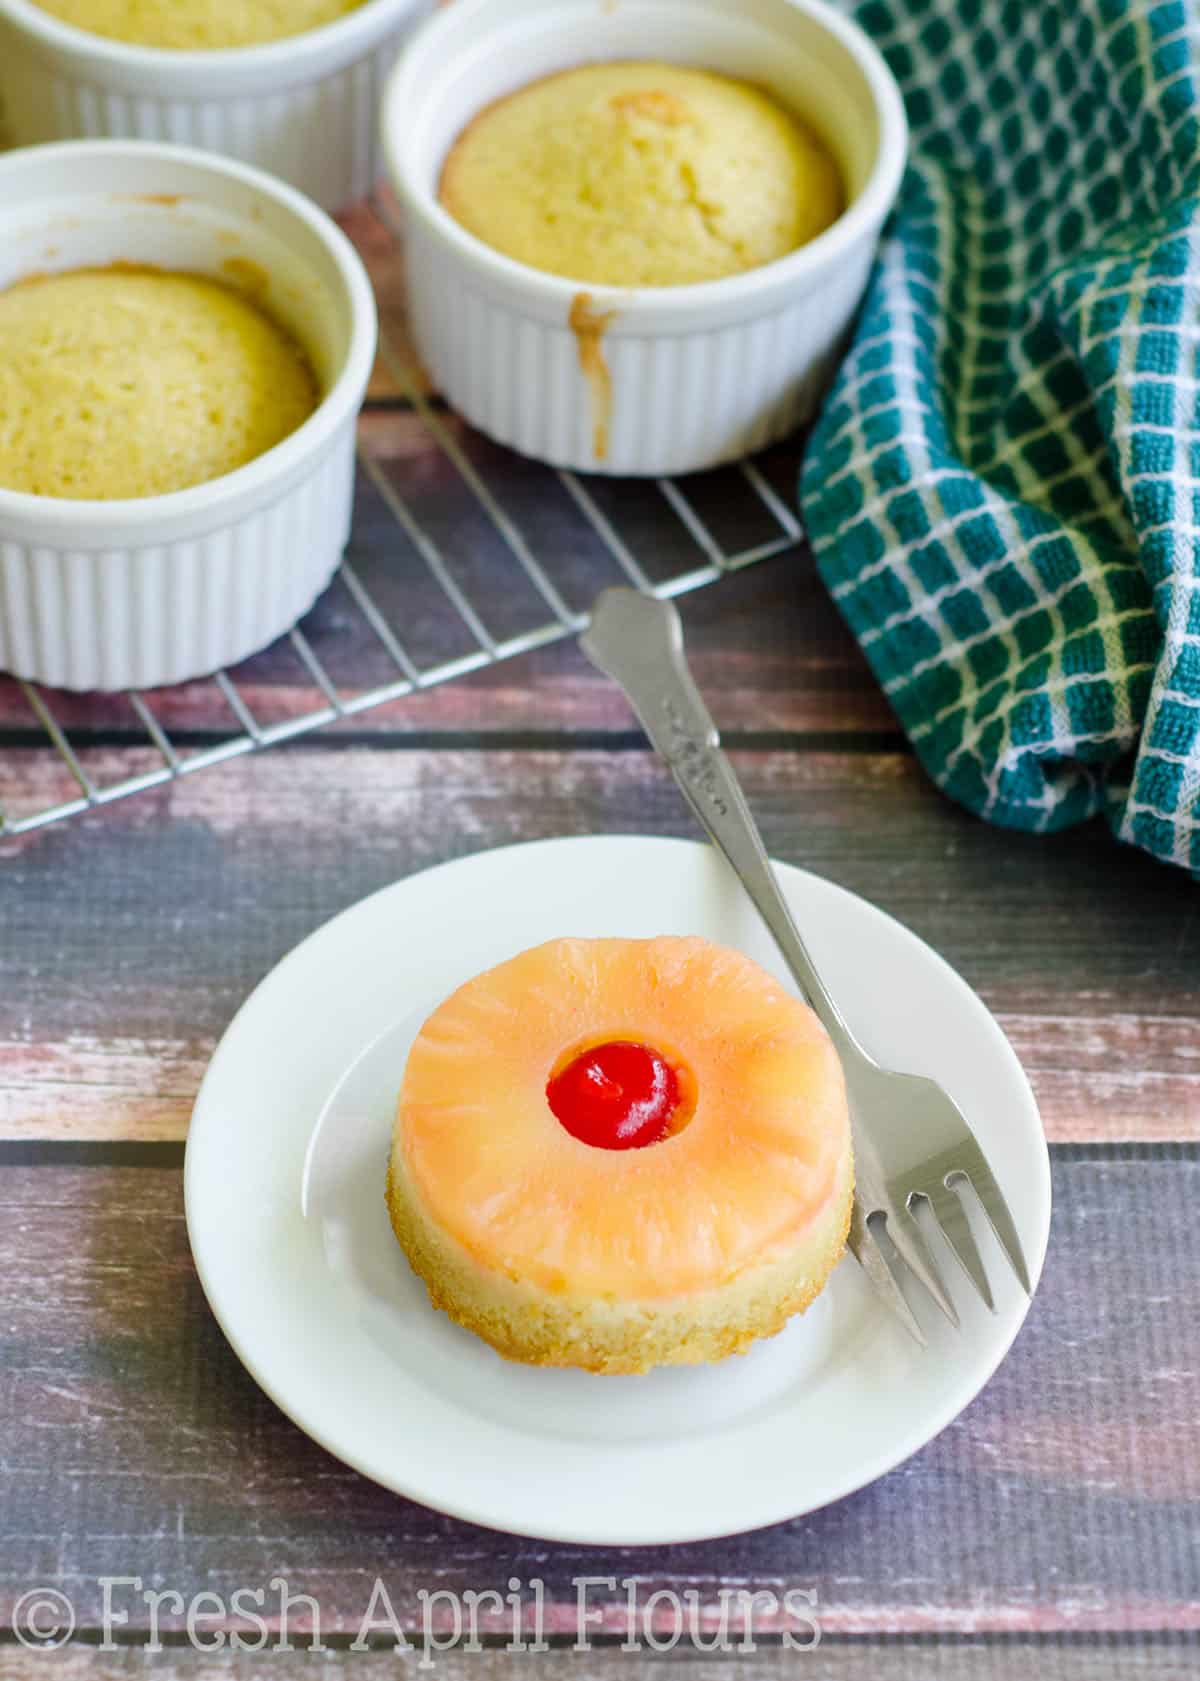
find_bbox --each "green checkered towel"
[801,0,1200,875]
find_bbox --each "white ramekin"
[0,0,434,212]
[0,140,377,692]
[383,0,907,478]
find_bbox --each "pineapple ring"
[388,936,853,1373]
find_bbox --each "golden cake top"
[29,0,366,50]
[0,267,319,500]
[439,61,844,289]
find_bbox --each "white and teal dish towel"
[802,0,1200,876]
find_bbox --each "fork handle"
[580,589,862,1062]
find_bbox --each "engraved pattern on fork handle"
[581,588,859,1056]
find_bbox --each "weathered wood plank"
[0,1037,208,1141]
[5,1645,1198,1680]
[0,1159,1196,1638]
[3,1012,1196,1144]
[1,747,1195,1142]
[1,1643,1196,1680]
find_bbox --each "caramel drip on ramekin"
[569,292,618,463]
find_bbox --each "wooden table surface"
[1,202,1198,1681]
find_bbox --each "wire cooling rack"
[1,203,806,842]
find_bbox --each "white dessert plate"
[186,835,1051,1545]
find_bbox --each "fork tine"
[951,1163,1033,1295]
[848,1214,927,1347]
[922,1186,995,1313]
[887,1210,960,1328]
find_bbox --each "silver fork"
[581,588,1031,1343]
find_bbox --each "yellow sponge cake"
[440,62,844,288]
[29,0,366,50]
[0,267,318,500]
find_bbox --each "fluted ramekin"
[383,0,906,478]
[0,141,377,692]
[0,0,433,212]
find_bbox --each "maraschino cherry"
[547,1040,681,1151]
